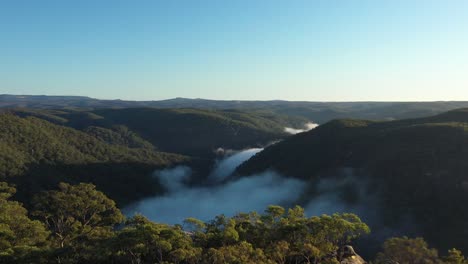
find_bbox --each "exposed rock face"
[339,246,367,264]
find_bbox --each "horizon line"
[2,94,468,103]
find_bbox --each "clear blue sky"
[1,0,467,101]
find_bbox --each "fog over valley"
[123,146,392,235]
[123,148,306,224]
[284,122,319,134]
[2,1,468,262]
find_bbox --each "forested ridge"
[9,107,303,156]
[1,181,466,264]
[237,108,468,255]
[0,108,302,206]
[0,112,188,206]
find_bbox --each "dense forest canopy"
[7,107,303,157]
[1,181,465,264]
[0,112,188,205]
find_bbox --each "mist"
[125,153,379,226]
[304,168,414,229]
[124,148,306,224]
[124,150,414,256]
[284,122,319,134]
[302,168,418,258]
[208,148,263,182]
[305,168,368,216]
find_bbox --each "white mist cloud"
[124,144,411,242]
[124,157,414,253]
[124,148,306,224]
[209,148,263,182]
[284,122,319,134]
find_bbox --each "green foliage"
[191,205,369,264]
[375,237,441,264]
[0,113,185,170]
[83,108,298,156]
[443,248,467,264]
[374,238,468,264]
[111,215,201,264]
[0,108,305,206]
[206,241,272,264]
[0,182,49,263]
[1,183,467,264]
[84,125,155,150]
[10,107,303,157]
[0,112,187,206]
[32,182,124,249]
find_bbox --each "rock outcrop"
[339,246,367,264]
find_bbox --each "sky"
[0,0,467,101]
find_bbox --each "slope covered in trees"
[0,113,187,205]
[0,107,304,205]
[9,108,304,157]
[237,108,468,254]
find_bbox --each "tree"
[375,237,440,264]
[263,205,285,226]
[206,241,273,264]
[204,215,240,248]
[0,182,49,263]
[307,213,370,248]
[112,215,201,264]
[200,206,369,264]
[266,240,290,264]
[32,182,124,248]
[443,248,466,264]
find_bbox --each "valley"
[2,98,468,262]
[2,2,467,262]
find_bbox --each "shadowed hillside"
[237,108,468,254]
[0,113,187,205]
[0,108,306,205]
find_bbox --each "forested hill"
[237,108,468,177]
[0,108,303,205]
[0,113,187,205]
[9,108,304,157]
[237,108,468,253]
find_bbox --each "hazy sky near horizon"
[1,1,467,101]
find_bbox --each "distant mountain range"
[3,94,468,123]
